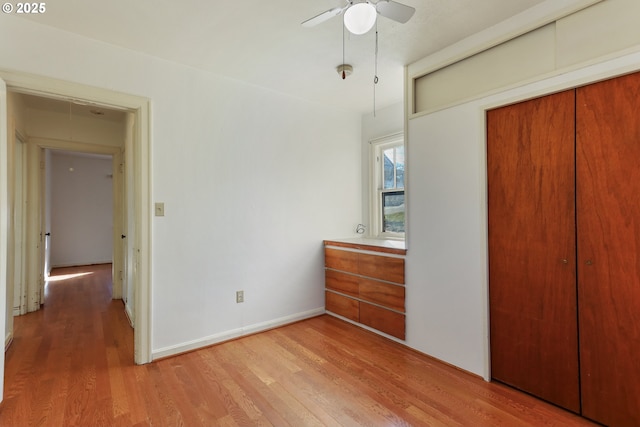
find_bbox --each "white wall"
[405,0,640,378]
[49,152,113,267]
[406,102,488,376]
[0,15,361,356]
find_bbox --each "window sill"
[323,237,406,255]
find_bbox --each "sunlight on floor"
[46,271,94,282]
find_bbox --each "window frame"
[369,133,405,240]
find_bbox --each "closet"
[487,71,640,427]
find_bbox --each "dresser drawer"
[360,302,405,340]
[324,248,358,274]
[325,269,359,298]
[359,278,405,313]
[325,291,359,322]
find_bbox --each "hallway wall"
[49,152,113,268]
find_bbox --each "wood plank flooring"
[0,264,598,426]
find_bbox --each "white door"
[0,76,9,402]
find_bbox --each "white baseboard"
[5,331,13,352]
[152,307,325,360]
[124,303,134,328]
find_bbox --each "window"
[370,134,405,238]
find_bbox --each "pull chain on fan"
[373,21,379,116]
[336,22,354,80]
[343,23,346,80]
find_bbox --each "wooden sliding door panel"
[487,90,580,412]
[576,71,640,427]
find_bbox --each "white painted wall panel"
[406,104,487,375]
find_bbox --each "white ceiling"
[17,0,548,115]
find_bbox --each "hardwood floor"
[0,265,597,426]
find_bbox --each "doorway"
[47,150,116,283]
[15,94,128,316]
[0,70,151,376]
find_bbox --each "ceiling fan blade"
[376,0,415,24]
[301,7,344,28]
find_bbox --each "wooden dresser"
[323,239,406,340]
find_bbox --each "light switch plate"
[155,202,165,217]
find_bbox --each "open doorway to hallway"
[10,93,129,314]
[1,71,152,389]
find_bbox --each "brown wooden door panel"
[487,90,580,413]
[576,71,640,427]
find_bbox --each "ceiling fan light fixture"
[343,2,377,35]
[336,64,353,79]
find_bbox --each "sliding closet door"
[576,71,640,427]
[487,90,580,412]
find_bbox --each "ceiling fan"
[302,0,416,35]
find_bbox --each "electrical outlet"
[236,290,244,303]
